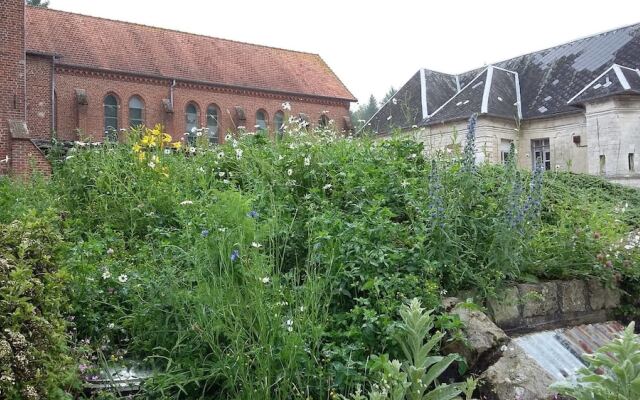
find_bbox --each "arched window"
[206,104,219,144]
[318,114,330,128]
[273,111,285,137]
[185,102,199,144]
[255,110,267,132]
[128,96,144,127]
[104,94,118,141]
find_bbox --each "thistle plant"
[551,322,640,400]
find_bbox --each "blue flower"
[201,229,209,238]
[463,114,478,172]
[247,210,259,219]
[230,249,240,262]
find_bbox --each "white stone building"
[366,23,640,186]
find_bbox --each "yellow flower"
[132,143,142,153]
[141,136,152,146]
[163,133,172,143]
[172,142,182,150]
[138,152,146,161]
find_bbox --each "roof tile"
[25,6,356,102]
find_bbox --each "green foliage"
[351,94,380,129]
[341,298,475,400]
[0,216,78,399]
[26,0,50,7]
[0,118,638,398]
[551,322,640,400]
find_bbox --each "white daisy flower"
[118,274,128,283]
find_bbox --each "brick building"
[0,0,356,175]
[367,23,640,187]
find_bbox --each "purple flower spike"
[230,249,240,262]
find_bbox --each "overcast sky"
[49,0,639,109]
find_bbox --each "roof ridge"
[26,5,321,58]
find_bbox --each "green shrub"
[551,322,640,399]
[0,216,78,399]
[0,119,638,398]
[341,298,475,400]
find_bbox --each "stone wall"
[398,95,640,187]
[486,279,620,333]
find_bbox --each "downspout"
[170,79,176,109]
[51,55,57,136]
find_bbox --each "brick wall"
[3,0,352,175]
[26,54,53,139]
[10,139,51,176]
[0,0,26,174]
[52,68,351,143]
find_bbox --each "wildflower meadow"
[1,113,640,399]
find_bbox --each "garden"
[1,114,640,399]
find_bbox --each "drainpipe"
[170,79,176,109]
[51,55,57,136]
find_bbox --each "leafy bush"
[0,117,638,398]
[341,298,475,400]
[551,322,640,399]
[0,216,78,399]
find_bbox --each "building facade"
[367,24,640,187]
[0,0,356,175]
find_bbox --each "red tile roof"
[25,6,356,102]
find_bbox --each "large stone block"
[559,280,587,313]
[445,304,509,371]
[487,287,520,327]
[604,285,621,309]
[480,343,556,400]
[518,282,558,318]
[587,279,621,310]
[587,279,607,310]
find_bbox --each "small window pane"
[531,138,551,170]
[318,114,329,128]
[186,103,198,145]
[256,110,267,131]
[128,96,144,127]
[207,105,219,144]
[274,111,284,137]
[104,94,118,141]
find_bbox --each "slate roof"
[24,6,356,102]
[367,22,640,134]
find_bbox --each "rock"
[442,297,461,311]
[604,285,621,309]
[587,279,621,310]
[480,342,556,400]
[559,280,586,313]
[518,282,558,318]
[444,304,508,371]
[587,279,607,310]
[487,287,520,327]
